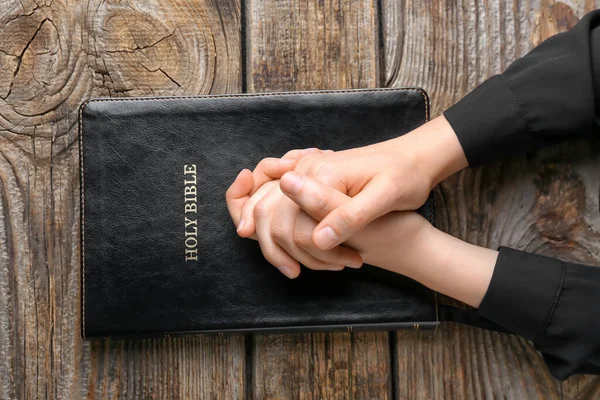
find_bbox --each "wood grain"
[383,0,600,398]
[246,0,379,92]
[245,0,391,399]
[0,0,243,399]
[2,0,599,398]
[395,325,560,399]
[252,332,391,400]
[85,336,245,400]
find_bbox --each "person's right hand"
[278,172,497,308]
[237,115,468,251]
[277,172,433,273]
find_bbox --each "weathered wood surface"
[246,1,391,399]
[246,0,379,92]
[384,0,600,398]
[1,0,600,399]
[0,1,244,399]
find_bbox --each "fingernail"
[327,265,344,271]
[315,227,339,249]
[280,159,296,165]
[282,172,304,194]
[301,148,318,154]
[346,262,362,269]
[237,219,246,232]
[279,265,296,279]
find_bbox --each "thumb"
[225,169,254,227]
[312,178,395,250]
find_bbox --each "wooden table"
[1,0,600,398]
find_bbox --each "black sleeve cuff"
[477,247,565,341]
[443,75,530,168]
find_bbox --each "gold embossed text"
[184,164,198,261]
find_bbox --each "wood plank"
[252,332,390,400]
[395,325,560,399]
[85,336,246,399]
[246,0,379,92]
[245,1,391,399]
[382,0,600,397]
[0,0,244,399]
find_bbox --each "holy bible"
[79,88,438,339]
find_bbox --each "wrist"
[355,214,435,277]
[416,229,498,307]
[400,115,469,188]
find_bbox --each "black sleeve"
[444,11,600,167]
[442,11,600,380]
[477,248,600,380]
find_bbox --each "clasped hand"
[225,116,496,310]
[226,117,464,278]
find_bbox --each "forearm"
[345,213,497,308]
[348,216,600,380]
[410,228,497,308]
[394,115,469,186]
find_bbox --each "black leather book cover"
[79,88,438,339]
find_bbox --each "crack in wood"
[1,18,49,100]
